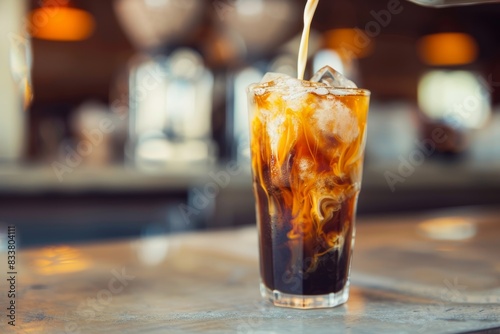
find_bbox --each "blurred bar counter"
[0,161,499,205]
[0,164,209,194]
[0,160,499,248]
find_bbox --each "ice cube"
[266,114,285,154]
[283,89,309,103]
[284,77,302,87]
[253,87,267,96]
[261,72,292,84]
[313,87,329,96]
[313,99,359,144]
[310,66,357,88]
[276,77,311,110]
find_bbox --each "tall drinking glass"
[247,73,370,309]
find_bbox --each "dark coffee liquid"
[255,180,356,295]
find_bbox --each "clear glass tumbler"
[247,75,370,309]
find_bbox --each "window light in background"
[417,33,478,66]
[28,0,95,42]
[418,70,491,129]
[9,30,33,110]
[1,0,30,163]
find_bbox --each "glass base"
[260,282,350,309]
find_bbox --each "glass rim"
[247,82,371,97]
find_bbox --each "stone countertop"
[0,209,499,333]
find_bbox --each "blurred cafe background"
[0,0,499,247]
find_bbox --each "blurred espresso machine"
[114,0,216,166]
[0,0,31,164]
[126,50,215,166]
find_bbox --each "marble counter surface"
[1,208,499,333]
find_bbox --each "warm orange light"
[29,7,95,41]
[324,28,375,59]
[418,33,478,66]
[33,246,90,275]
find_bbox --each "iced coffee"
[247,67,370,309]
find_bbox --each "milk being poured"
[297,0,319,80]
